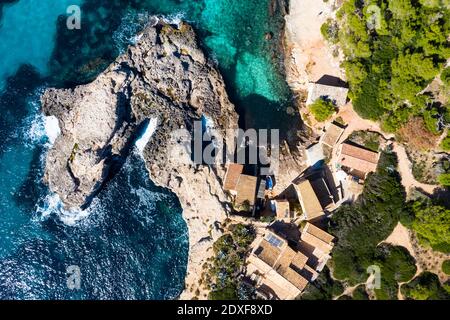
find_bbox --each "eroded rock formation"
[42,20,238,299]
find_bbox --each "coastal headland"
[41,19,238,299]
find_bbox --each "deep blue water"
[0,0,292,299]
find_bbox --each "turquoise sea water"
[0,0,292,299]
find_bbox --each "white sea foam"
[27,113,60,147]
[135,118,158,154]
[43,116,61,145]
[35,192,92,226]
[113,10,151,53]
[58,207,91,226]
[20,87,48,147]
[26,113,45,145]
[160,12,185,26]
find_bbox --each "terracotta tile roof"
[339,143,380,175]
[255,240,282,267]
[274,246,296,270]
[280,268,309,291]
[290,252,309,271]
[274,246,310,291]
[304,222,335,244]
[301,232,333,255]
[250,231,314,296]
[223,163,243,191]
[235,174,258,206]
[294,180,324,220]
[321,123,345,148]
[300,264,319,281]
[301,223,334,255]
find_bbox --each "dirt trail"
[332,105,439,196]
[392,144,438,195]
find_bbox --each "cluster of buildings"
[220,78,382,300]
[246,223,335,300]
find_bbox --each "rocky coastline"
[41,19,238,299]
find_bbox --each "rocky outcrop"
[42,19,238,299]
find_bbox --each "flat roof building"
[300,223,335,271]
[306,82,349,107]
[235,174,258,206]
[294,180,325,221]
[275,200,294,222]
[223,163,258,208]
[320,123,345,148]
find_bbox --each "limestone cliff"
[41,19,238,299]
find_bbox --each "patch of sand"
[382,222,450,299]
[284,0,345,91]
[383,223,417,260]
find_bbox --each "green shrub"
[374,245,417,283]
[401,272,450,300]
[330,152,411,284]
[337,295,353,300]
[352,285,369,300]
[423,108,441,134]
[336,0,450,130]
[320,19,339,44]
[309,98,335,122]
[442,260,450,275]
[444,106,450,125]
[300,266,344,300]
[438,173,450,187]
[411,201,450,253]
[372,244,417,300]
[441,135,450,151]
[206,224,256,300]
[209,285,238,300]
[441,68,450,86]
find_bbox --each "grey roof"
[306,82,349,107]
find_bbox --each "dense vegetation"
[321,18,340,44]
[205,224,256,300]
[329,152,413,284]
[372,244,417,300]
[309,97,336,122]
[442,260,450,275]
[441,135,450,151]
[438,173,450,187]
[408,201,450,253]
[336,0,450,132]
[348,130,381,152]
[401,272,450,300]
[300,266,344,300]
[352,285,370,300]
